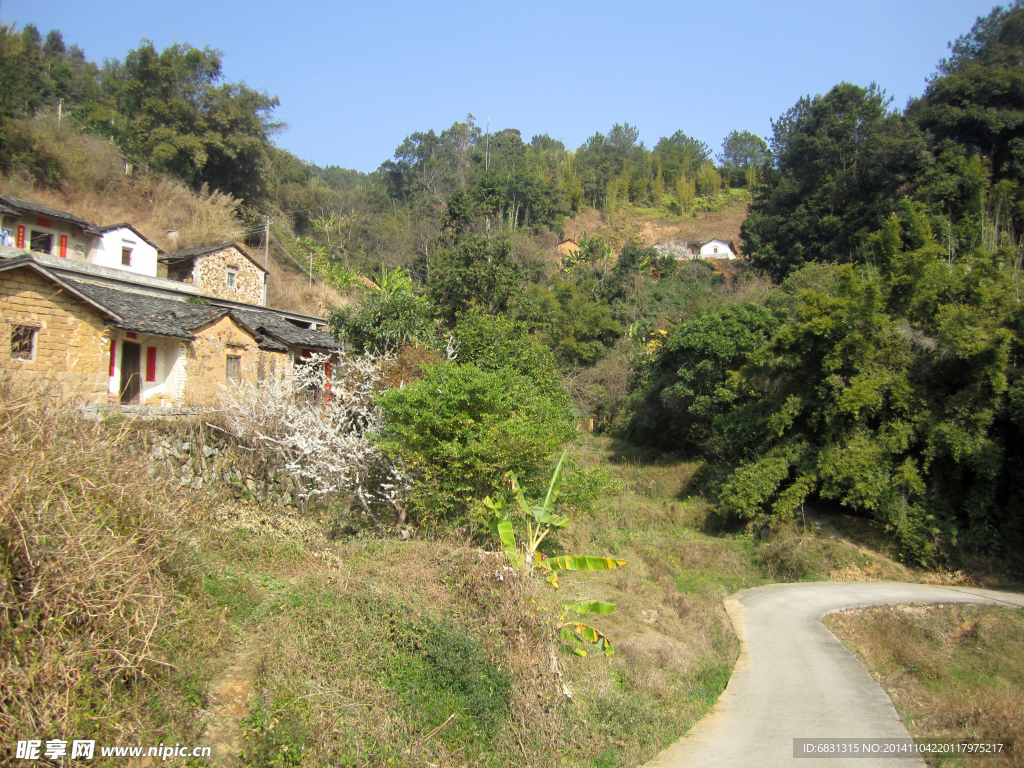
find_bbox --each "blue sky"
[2,0,1002,173]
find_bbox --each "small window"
[226,355,241,382]
[122,247,133,266]
[30,230,53,254]
[10,325,36,360]
[226,270,237,289]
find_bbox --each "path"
[643,582,1024,768]
[202,633,262,764]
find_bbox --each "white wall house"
[698,239,737,260]
[89,224,161,277]
[106,331,187,406]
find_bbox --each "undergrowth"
[826,605,1024,767]
[0,378,219,756]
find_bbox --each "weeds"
[0,378,217,748]
[826,605,1024,767]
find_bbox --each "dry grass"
[182,432,751,767]
[754,522,913,583]
[0,377,218,750]
[2,116,245,252]
[826,604,1024,767]
[264,252,351,316]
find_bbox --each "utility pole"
[485,115,490,172]
[264,219,270,269]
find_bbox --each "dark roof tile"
[0,196,94,228]
[161,242,268,273]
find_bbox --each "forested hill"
[5,3,1024,574]
[0,18,761,267]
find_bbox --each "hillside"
[563,195,748,254]
[1,117,345,317]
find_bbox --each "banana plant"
[484,451,627,656]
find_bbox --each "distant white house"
[697,238,737,260]
[659,238,738,261]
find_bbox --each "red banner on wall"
[59,234,68,258]
[16,225,24,249]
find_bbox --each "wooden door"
[119,341,141,405]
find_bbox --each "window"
[122,247,133,266]
[226,269,237,289]
[29,230,53,254]
[226,355,241,382]
[10,325,36,361]
[145,346,157,382]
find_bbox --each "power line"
[51,109,429,287]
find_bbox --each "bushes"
[0,378,210,745]
[378,362,577,525]
[628,303,778,454]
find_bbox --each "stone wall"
[0,267,110,402]
[191,246,265,305]
[182,315,290,406]
[146,429,301,509]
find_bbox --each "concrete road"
[642,582,1024,768]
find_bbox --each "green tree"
[101,41,280,203]
[718,130,770,187]
[628,303,778,453]
[653,130,711,187]
[428,191,520,324]
[741,82,926,278]
[515,279,621,366]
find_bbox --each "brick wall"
[0,268,110,402]
[190,247,265,305]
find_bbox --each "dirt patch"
[202,633,263,763]
[563,203,749,253]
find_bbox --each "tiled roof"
[160,242,268,273]
[61,277,225,339]
[230,307,341,351]
[61,277,338,351]
[0,253,339,351]
[0,196,94,228]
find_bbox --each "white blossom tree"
[217,352,410,522]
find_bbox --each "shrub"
[0,378,208,745]
[377,363,578,526]
[329,289,437,353]
[453,310,563,393]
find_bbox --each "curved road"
[643,582,1024,768]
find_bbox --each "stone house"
[0,254,339,406]
[159,243,268,306]
[0,197,338,407]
